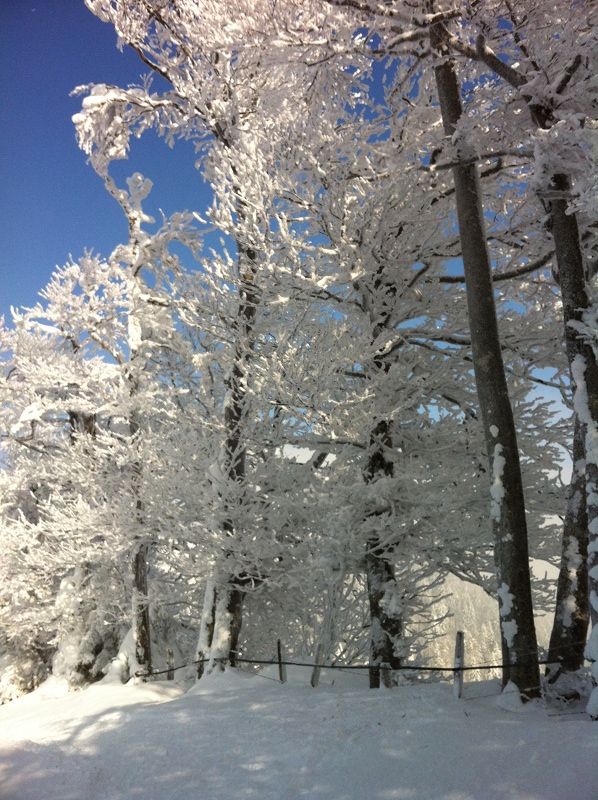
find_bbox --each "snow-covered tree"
[3,0,589,705]
[74,0,576,687]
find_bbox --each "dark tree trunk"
[546,417,589,685]
[201,242,258,673]
[61,412,109,687]
[547,175,598,630]
[133,542,152,674]
[471,24,598,643]
[129,409,152,677]
[431,26,540,697]
[357,249,407,689]
[364,420,404,688]
[365,549,404,688]
[216,586,243,668]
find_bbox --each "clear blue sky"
[0,0,212,322]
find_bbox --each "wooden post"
[167,648,174,681]
[196,651,205,680]
[311,644,324,688]
[453,630,465,699]
[277,639,287,684]
[369,664,380,689]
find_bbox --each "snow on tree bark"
[364,420,404,688]
[547,417,589,686]
[201,196,260,673]
[111,172,159,679]
[431,21,540,698]
[464,1,598,634]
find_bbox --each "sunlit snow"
[0,668,596,800]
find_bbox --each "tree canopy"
[1,0,597,713]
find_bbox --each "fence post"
[453,630,464,699]
[277,639,287,684]
[167,648,174,681]
[381,663,393,688]
[311,644,324,688]
[369,664,380,689]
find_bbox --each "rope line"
[136,649,592,679]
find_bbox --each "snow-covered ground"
[0,666,596,800]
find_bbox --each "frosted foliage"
[0,160,213,690]
[72,84,136,178]
[0,0,590,698]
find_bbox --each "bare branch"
[421,149,532,172]
[474,34,527,89]
[128,42,171,83]
[439,250,554,284]
[555,54,583,96]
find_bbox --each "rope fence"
[136,632,591,698]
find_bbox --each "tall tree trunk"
[356,259,406,688]
[546,417,589,685]
[364,420,404,689]
[56,411,108,686]
[202,242,258,673]
[195,581,216,678]
[471,32,598,671]
[104,175,155,678]
[547,175,598,631]
[132,541,152,673]
[129,409,152,677]
[431,26,540,697]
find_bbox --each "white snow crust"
[0,668,596,799]
[490,444,506,522]
[497,583,514,617]
[495,679,524,712]
[586,627,598,719]
[586,625,598,663]
[501,619,518,649]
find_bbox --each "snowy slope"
[0,668,596,800]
